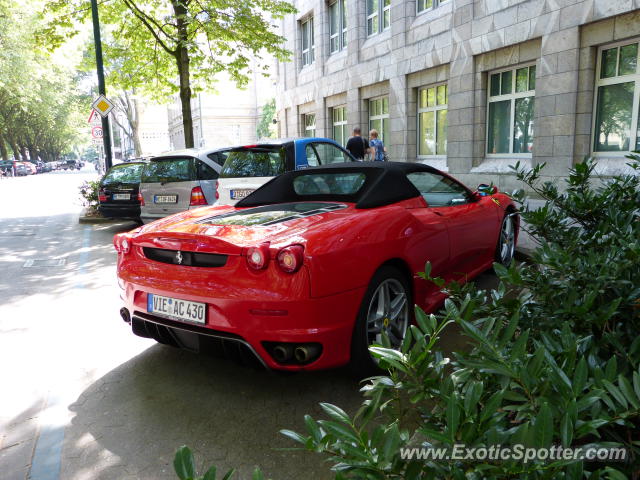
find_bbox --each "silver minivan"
[139,148,227,224]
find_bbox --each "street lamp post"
[90,0,113,171]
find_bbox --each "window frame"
[417,83,448,159]
[486,63,536,159]
[301,16,315,67]
[329,0,347,54]
[591,38,640,157]
[368,96,390,144]
[416,0,449,15]
[366,0,390,37]
[331,106,348,146]
[303,113,316,137]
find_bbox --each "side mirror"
[477,184,498,196]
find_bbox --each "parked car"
[64,159,80,170]
[15,163,28,176]
[216,137,356,205]
[23,162,37,175]
[114,162,518,373]
[98,161,149,220]
[138,147,226,224]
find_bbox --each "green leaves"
[534,403,553,447]
[173,446,236,480]
[174,446,196,480]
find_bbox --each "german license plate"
[230,189,254,199]
[154,195,178,203]
[113,193,130,200]
[147,294,206,324]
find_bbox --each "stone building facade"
[276,0,640,190]
[168,70,276,151]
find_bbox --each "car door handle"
[432,211,444,216]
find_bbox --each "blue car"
[216,137,356,205]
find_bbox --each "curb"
[515,246,535,264]
[78,208,121,224]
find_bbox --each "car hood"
[131,202,355,254]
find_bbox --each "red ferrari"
[114,162,518,372]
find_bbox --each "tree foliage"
[256,98,276,140]
[42,0,295,148]
[0,0,85,162]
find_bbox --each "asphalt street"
[0,168,499,480]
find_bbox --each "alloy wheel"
[499,215,516,266]
[366,278,409,349]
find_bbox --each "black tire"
[350,265,412,376]
[495,213,516,267]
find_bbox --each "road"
[0,169,498,480]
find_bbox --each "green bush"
[78,180,101,214]
[176,158,640,479]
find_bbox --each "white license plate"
[113,193,130,200]
[230,189,254,199]
[154,195,178,204]
[147,294,206,324]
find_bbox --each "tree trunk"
[172,0,194,149]
[131,95,143,156]
[8,136,19,160]
[20,145,28,161]
[0,133,8,161]
[28,146,38,163]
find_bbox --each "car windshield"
[103,163,145,185]
[292,173,367,196]
[142,157,195,183]
[219,146,286,178]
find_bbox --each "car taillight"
[246,243,270,270]
[215,180,219,200]
[98,188,107,203]
[114,234,132,254]
[277,245,304,273]
[190,186,207,206]
[137,192,145,206]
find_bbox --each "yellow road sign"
[91,95,115,117]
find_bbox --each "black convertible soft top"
[235,161,442,209]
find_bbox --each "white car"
[216,138,356,205]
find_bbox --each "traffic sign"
[87,109,102,125]
[92,126,103,139]
[91,94,115,117]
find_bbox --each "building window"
[303,114,316,137]
[369,97,389,144]
[301,17,315,67]
[418,84,448,156]
[487,64,536,156]
[417,0,449,14]
[593,40,640,154]
[332,106,347,145]
[366,0,390,37]
[329,0,347,54]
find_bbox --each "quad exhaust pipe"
[272,344,294,363]
[294,344,321,364]
[265,342,322,365]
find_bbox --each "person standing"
[345,127,370,160]
[368,129,387,161]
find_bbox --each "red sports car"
[114,162,518,372]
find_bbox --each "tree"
[0,0,85,163]
[43,0,295,148]
[256,98,276,140]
